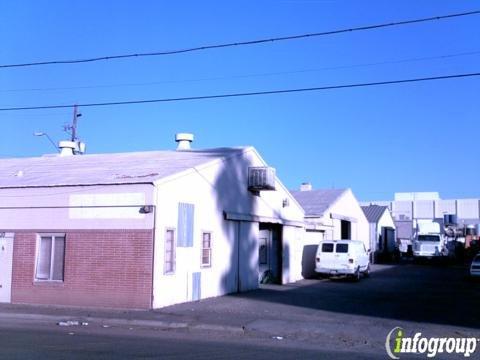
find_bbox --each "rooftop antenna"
[63,104,86,154]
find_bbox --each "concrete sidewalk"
[0,302,246,334]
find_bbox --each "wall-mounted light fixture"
[140,205,154,214]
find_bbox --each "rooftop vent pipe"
[58,140,76,156]
[300,182,312,191]
[175,133,194,150]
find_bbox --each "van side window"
[321,243,334,252]
[336,244,349,253]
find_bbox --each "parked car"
[315,240,370,281]
[469,254,480,277]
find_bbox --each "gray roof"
[290,188,347,217]
[361,205,388,223]
[0,148,247,188]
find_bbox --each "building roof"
[361,205,388,223]
[290,188,347,217]
[0,148,247,188]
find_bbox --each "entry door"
[258,230,271,275]
[0,233,14,303]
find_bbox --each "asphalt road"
[0,324,383,360]
[0,262,479,359]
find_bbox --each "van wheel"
[363,265,370,278]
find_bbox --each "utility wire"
[2,50,479,93]
[0,72,478,112]
[1,10,479,69]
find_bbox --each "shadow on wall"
[211,150,257,294]
[301,244,318,279]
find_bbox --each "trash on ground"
[57,321,80,327]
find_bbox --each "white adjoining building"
[290,184,369,278]
[361,205,396,262]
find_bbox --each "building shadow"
[232,262,480,329]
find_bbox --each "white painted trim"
[34,233,66,283]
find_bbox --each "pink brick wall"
[11,230,153,309]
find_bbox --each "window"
[177,203,195,247]
[35,235,65,281]
[336,243,349,253]
[321,243,334,253]
[201,232,212,267]
[164,229,176,274]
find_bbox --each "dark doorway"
[259,223,282,284]
[341,220,351,240]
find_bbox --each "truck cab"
[412,220,446,259]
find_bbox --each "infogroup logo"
[385,327,478,359]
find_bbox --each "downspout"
[151,204,157,309]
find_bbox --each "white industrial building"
[361,205,396,262]
[290,185,369,278]
[0,134,306,309]
[362,192,480,247]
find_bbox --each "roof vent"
[300,182,312,191]
[175,133,194,151]
[58,140,76,156]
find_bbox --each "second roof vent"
[175,133,194,151]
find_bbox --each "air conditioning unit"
[248,167,276,191]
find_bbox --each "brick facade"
[11,230,153,309]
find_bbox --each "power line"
[1,10,479,69]
[2,50,479,93]
[0,72,478,111]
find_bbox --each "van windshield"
[418,235,440,242]
[321,243,334,253]
[336,244,349,253]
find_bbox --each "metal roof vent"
[58,141,76,156]
[300,182,312,191]
[175,133,194,151]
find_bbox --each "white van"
[315,240,370,281]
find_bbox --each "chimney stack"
[175,133,194,150]
[300,182,312,191]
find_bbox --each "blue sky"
[1,0,479,201]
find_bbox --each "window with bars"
[201,232,212,267]
[164,229,176,275]
[35,234,65,281]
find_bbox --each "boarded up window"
[201,232,212,267]
[177,203,194,247]
[35,235,65,281]
[192,272,201,301]
[164,229,176,274]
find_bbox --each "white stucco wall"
[316,189,370,250]
[151,148,305,308]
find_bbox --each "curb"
[0,312,245,334]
